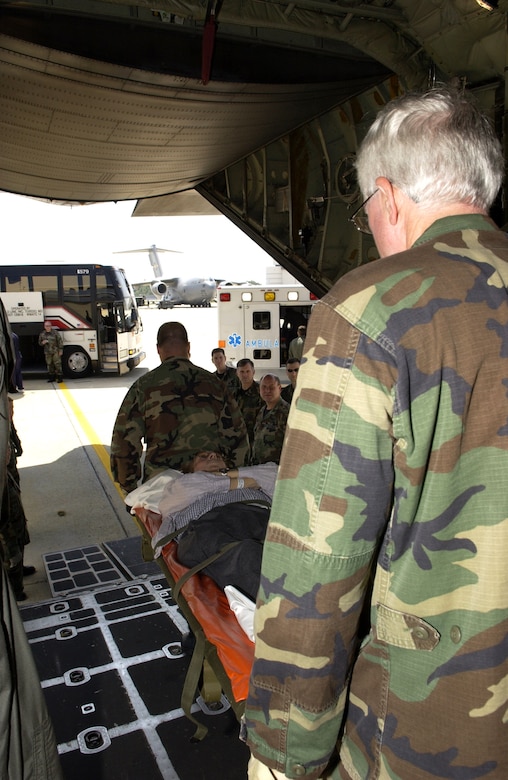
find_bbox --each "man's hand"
[243,476,260,489]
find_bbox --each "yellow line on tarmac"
[59,382,125,499]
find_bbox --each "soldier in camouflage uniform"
[280,358,300,405]
[38,320,63,382]
[234,358,264,444]
[111,322,249,496]
[250,374,289,465]
[0,399,31,600]
[0,297,63,780]
[246,89,508,779]
[211,346,240,393]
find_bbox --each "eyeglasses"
[287,368,299,373]
[348,189,378,235]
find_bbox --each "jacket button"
[291,765,307,777]
[450,625,462,644]
[412,626,429,640]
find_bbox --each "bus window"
[62,273,91,302]
[62,273,92,322]
[114,303,126,333]
[96,270,116,301]
[3,273,29,292]
[32,273,59,304]
[125,304,139,331]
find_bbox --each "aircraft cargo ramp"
[20,568,250,780]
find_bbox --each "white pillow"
[224,585,255,643]
[124,469,181,512]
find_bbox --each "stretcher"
[133,506,254,738]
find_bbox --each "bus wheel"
[63,347,91,378]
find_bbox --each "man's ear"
[375,176,399,226]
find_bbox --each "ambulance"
[217,282,318,377]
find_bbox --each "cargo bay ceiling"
[0,0,507,295]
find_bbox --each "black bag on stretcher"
[176,501,270,602]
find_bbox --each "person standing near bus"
[0,397,34,601]
[38,320,63,383]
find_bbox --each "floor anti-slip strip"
[21,577,250,779]
[43,536,160,597]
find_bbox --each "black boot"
[8,561,25,601]
[56,376,63,383]
[47,375,55,383]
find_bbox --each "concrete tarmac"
[10,377,138,603]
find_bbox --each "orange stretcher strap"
[135,508,254,704]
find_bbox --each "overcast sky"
[0,191,273,285]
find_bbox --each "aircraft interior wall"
[198,76,507,298]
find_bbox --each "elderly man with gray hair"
[246,88,508,780]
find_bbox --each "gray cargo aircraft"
[117,245,217,308]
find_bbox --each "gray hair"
[356,87,503,212]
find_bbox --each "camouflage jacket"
[110,357,249,494]
[214,366,241,393]
[38,329,63,354]
[251,397,289,465]
[234,381,263,443]
[280,382,295,405]
[246,215,508,779]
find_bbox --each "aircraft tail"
[148,245,163,278]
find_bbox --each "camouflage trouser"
[45,351,62,377]
[0,473,30,598]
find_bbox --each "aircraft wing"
[131,282,152,297]
[132,278,179,300]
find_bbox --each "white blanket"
[124,468,181,513]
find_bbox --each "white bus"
[217,283,318,377]
[0,264,145,377]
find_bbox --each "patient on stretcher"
[125,453,278,602]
